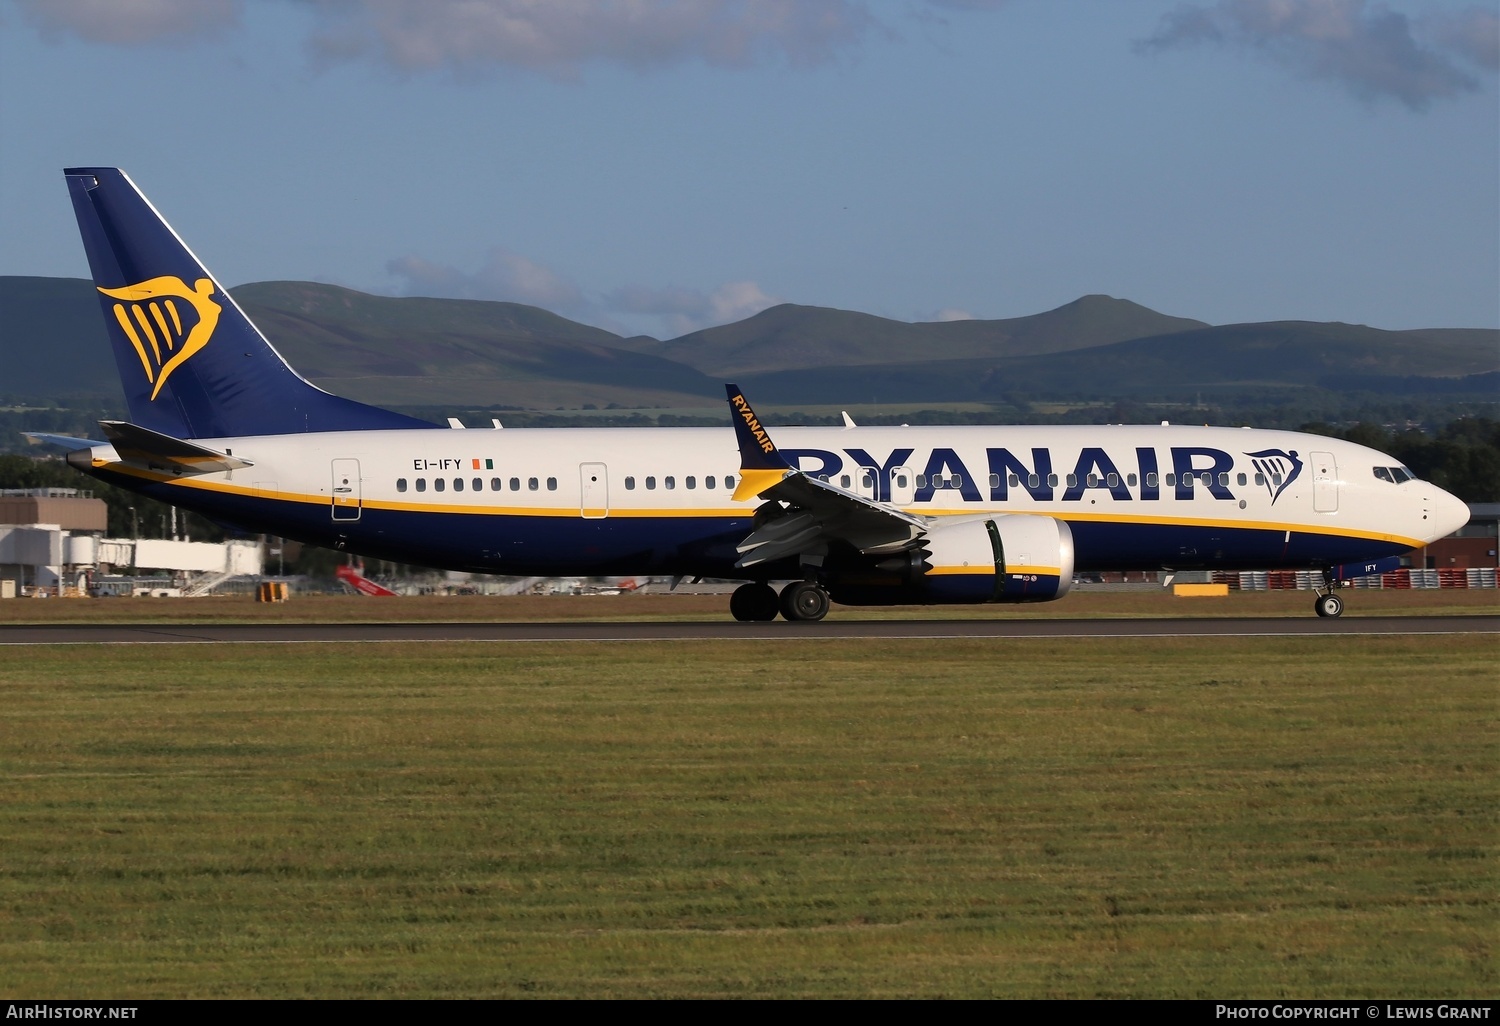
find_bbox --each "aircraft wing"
[94,420,254,475]
[725,385,927,568]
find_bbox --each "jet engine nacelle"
[827,514,1075,606]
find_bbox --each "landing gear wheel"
[1314,592,1344,618]
[779,580,830,622]
[730,582,780,622]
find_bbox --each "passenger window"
[625,476,636,490]
[1146,472,1158,488]
[1107,473,1119,488]
[686,476,696,489]
[704,475,715,490]
[1127,473,1137,487]
[840,475,851,488]
[665,476,676,490]
[453,478,464,492]
[1271,473,1282,486]
[491,477,502,491]
[1047,474,1059,488]
[1166,473,1177,487]
[1255,473,1265,485]
[1066,474,1078,488]
[473,478,483,492]
[547,477,557,491]
[1087,474,1099,488]
[528,477,538,491]
[896,474,909,488]
[1217,473,1228,487]
[510,477,520,491]
[1029,474,1040,489]
[1236,473,1247,486]
[397,478,408,492]
[863,472,875,489]
[951,474,963,488]
[724,476,735,489]
[434,478,446,492]
[415,478,426,493]
[646,476,656,490]
[915,475,927,488]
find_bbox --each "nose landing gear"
[1314,568,1345,618]
[1314,591,1344,618]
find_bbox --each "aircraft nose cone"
[1426,486,1470,542]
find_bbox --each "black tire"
[779,581,830,622]
[730,583,779,622]
[1314,593,1344,618]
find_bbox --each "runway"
[0,615,1495,645]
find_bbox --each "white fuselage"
[87,422,1469,579]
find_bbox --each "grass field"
[1,586,1495,623]
[1,631,1493,998]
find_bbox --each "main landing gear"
[1314,568,1344,618]
[729,581,831,622]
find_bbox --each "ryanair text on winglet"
[731,394,776,455]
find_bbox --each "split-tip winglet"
[725,383,792,501]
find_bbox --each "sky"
[1,0,1496,340]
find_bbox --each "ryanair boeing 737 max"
[39,168,1471,621]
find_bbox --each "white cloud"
[1137,0,1493,110]
[606,279,780,335]
[387,248,778,336]
[13,0,1023,76]
[14,0,239,44]
[303,0,879,77]
[387,248,583,309]
[1421,6,1500,71]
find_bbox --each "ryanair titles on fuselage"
[777,444,1304,505]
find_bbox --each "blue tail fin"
[64,167,436,438]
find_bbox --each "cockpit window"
[1373,466,1416,484]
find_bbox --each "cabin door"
[331,459,361,521]
[580,463,608,519]
[1311,451,1338,513]
[889,466,916,506]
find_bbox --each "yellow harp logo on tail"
[97,276,221,400]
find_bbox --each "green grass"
[2,587,1495,623]
[1,637,1493,997]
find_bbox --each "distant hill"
[738,320,1500,404]
[2,276,1494,413]
[0,277,126,400]
[620,295,1209,375]
[232,282,718,407]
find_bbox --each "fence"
[1226,568,1497,591]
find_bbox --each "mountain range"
[2,276,1494,411]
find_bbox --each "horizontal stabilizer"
[96,420,254,475]
[24,432,107,449]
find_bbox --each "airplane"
[37,167,1471,621]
